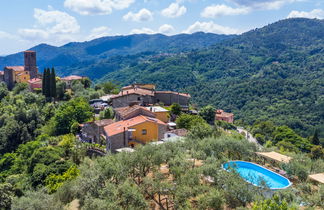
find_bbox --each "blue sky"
[0,0,323,55]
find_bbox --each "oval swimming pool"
[223,161,292,190]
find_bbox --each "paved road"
[237,127,262,148]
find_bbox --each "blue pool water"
[223,161,291,190]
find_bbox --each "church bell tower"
[24,51,38,79]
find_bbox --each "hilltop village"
[0,51,234,153]
[0,49,323,210]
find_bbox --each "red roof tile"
[94,119,114,127]
[111,87,155,99]
[114,105,156,119]
[61,75,83,81]
[215,109,234,118]
[104,115,166,137]
[5,66,25,71]
[28,78,41,84]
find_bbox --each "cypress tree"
[311,129,320,145]
[50,67,56,99]
[45,68,51,98]
[42,68,47,96]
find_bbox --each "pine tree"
[311,129,320,145]
[42,68,47,96]
[45,68,51,98]
[50,67,56,99]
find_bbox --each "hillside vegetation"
[97,18,324,137]
[0,76,323,209]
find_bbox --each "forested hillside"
[97,18,324,137]
[0,32,234,78]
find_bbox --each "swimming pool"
[223,161,292,190]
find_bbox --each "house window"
[142,129,147,135]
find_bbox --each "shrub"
[176,114,206,130]
[170,103,182,116]
[197,189,224,209]
[199,105,216,124]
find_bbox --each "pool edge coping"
[222,160,293,190]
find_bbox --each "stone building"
[61,75,84,89]
[1,51,39,89]
[114,104,156,121]
[163,128,188,141]
[28,78,42,91]
[103,115,167,152]
[145,106,170,123]
[80,119,114,144]
[215,109,234,123]
[111,84,191,109]
[24,51,38,79]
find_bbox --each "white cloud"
[183,21,241,34]
[123,8,153,22]
[64,0,135,15]
[158,24,175,34]
[130,27,155,34]
[0,31,15,39]
[87,26,111,40]
[17,8,80,46]
[201,4,250,18]
[161,3,187,18]
[229,0,301,10]
[18,29,49,40]
[33,8,80,34]
[288,9,324,19]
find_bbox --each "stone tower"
[24,51,38,79]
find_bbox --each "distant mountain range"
[95,18,324,137]
[1,18,323,137]
[0,32,235,77]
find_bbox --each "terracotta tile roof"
[61,75,83,81]
[112,89,191,99]
[215,109,234,118]
[5,66,25,71]
[114,105,156,119]
[104,115,166,137]
[122,84,156,91]
[168,128,188,137]
[111,87,155,99]
[28,78,42,84]
[94,119,114,127]
[155,91,191,98]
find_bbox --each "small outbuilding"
[215,109,234,123]
[308,173,324,184]
[255,151,292,164]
